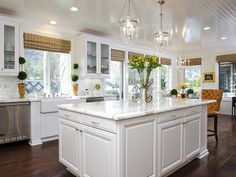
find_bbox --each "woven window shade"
[161,58,172,65]
[24,33,71,53]
[216,54,236,62]
[184,58,201,66]
[111,49,125,61]
[128,52,144,60]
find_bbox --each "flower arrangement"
[128,55,161,88]
[178,83,188,89]
[128,55,161,103]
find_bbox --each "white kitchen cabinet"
[158,113,201,176]
[158,119,183,176]
[41,113,59,139]
[81,124,116,177]
[59,120,82,176]
[184,114,201,161]
[75,36,110,78]
[0,19,19,76]
[121,118,156,177]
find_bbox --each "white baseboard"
[197,149,209,159]
[41,135,58,143]
[29,140,43,146]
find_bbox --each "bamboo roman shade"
[24,33,71,53]
[111,49,125,61]
[216,54,236,62]
[128,52,144,60]
[184,58,202,66]
[161,58,172,65]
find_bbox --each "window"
[160,65,171,91]
[105,60,123,98]
[24,49,71,96]
[185,65,201,92]
[219,62,236,93]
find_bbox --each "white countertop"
[58,98,215,120]
[0,94,116,103]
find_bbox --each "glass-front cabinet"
[87,41,97,74]
[0,20,19,75]
[100,43,110,75]
[75,36,110,78]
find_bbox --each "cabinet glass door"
[4,25,15,70]
[87,41,97,74]
[100,44,109,75]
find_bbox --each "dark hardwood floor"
[1,115,236,177]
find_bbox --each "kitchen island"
[58,98,214,177]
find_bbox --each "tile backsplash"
[0,76,105,98]
[0,76,18,98]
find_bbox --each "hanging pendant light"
[119,0,140,44]
[153,0,169,48]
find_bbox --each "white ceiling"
[0,0,236,54]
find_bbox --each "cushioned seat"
[202,89,223,142]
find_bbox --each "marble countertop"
[0,94,116,103]
[58,98,215,120]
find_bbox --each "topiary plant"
[73,63,79,70]
[170,89,178,96]
[19,57,26,65]
[17,71,27,83]
[187,89,194,95]
[71,74,79,82]
[95,83,101,90]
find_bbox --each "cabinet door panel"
[82,126,116,177]
[185,118,201,160]
[59,122,80,174]
[158,120,183,176]
[41,113,59,138]
[123,120,155,177]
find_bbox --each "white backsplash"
[0,76,18,98]
[0,76,105,98]
[77,78,105,96]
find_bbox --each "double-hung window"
[23,33,71,96]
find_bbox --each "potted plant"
[17,57,27,98]
[187,89,194,98]
[71,63,79,96]
[178,83,188,98]
[170,89,178,97]
[94,83,101,94]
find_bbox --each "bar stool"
[232,97,236,120]
[202,89,223,142]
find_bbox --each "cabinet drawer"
[59,109,82,123]
[184,106,202,117]
[157,109,184,124]
[81,114,117,133]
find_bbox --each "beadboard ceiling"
[0,0,236,53]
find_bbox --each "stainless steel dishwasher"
[0,101,30,144]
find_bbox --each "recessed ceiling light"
[221,37,227,40]
[50,20,57,25]
[70,6,78,12]
[203,27,211,31]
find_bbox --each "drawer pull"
[91,121,100,127]
[64,114,71,118]
[170,114,177,118]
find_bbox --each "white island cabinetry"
[58,98,214,177]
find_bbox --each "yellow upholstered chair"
[201,89,223,142]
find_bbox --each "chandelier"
[176,54,190,70]
[153,0,169,48]
[119,0,140,44]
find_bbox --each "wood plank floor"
[0,115,236,177]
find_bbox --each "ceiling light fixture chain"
[153,0,169,48]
